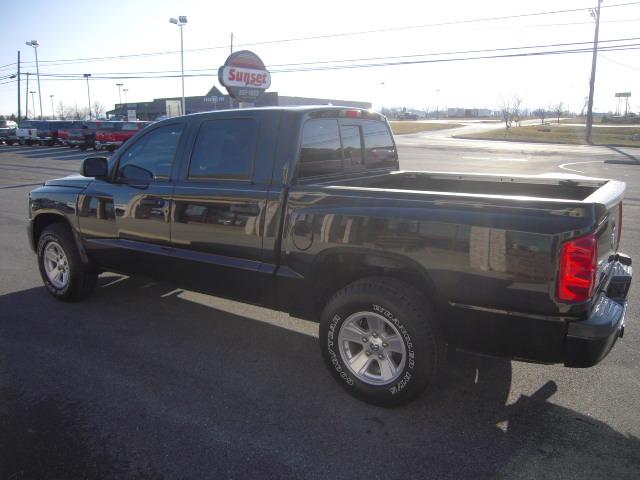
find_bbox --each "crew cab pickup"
[27,107,632,406]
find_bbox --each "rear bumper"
[564,254,632,367]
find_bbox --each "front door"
[170,114,273,305]
[78,122,185,277]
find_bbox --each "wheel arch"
[310,247,440,316]
[31,213,90,264]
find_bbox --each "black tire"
[107,145,115,152]
[79,144,88,151]
[319,277,444,407]
[69,144,76,149]
[6,140,14,146]
[36,223,97,302]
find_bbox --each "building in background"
[106,86,371,120]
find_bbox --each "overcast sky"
[1,0,639,117]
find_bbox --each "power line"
[598,52,640,70]
[10,1,640,69]
[28,36,640,78]
[17,43,640,81]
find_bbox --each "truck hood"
[44,174,93,189]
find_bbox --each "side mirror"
[120,164,153,187]
[81,157,109,179]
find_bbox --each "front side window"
[188,118,257,180]
[118,123,184,181]
[298,119,343,178]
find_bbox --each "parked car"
[0,120,18,145]
[27,107,632,406]
[67,121,113,150]
[36,121,80,146]
[94,121,152,151]
[16,120,41,145]
[57,121,83,146]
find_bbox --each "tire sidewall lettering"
[325,302,416,394]
[326,313,354,386]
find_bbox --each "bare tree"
[512,97,523,127]
[93,101,106,119]
[554,102,564,124]
[56,100,67,120]
[534,107,547,125]
[499,96,513,130]
[498,95,523,129]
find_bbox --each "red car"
[95,121,152,152]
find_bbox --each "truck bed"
[330,170,615,202]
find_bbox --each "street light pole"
[84,74,92,119]
[29,91,36,119]
[116,83,123,106]
[50,94,55,120]
[169,16,188,116]
[24,72,29,118]
[123,88,128,103]
[25,41,43,120]
[586,0,602,144]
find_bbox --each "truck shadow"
[1,275,639,479]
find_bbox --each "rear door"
[78,121,186,277]
[170,110,279,305]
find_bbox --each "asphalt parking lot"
[1,140,639,479]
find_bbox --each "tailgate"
[585,180,626,293]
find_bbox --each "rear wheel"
[319,277,444,407]
[37,223,97,302]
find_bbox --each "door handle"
[229,204,260,216]
[140,198,165,208]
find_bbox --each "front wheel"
[319,277,444,407]
[37,223,97,302]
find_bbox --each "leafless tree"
[554,102,564,124]
[93,101,106,119]
[56,101,67,120]
[498,95,523,129]
[534,107,547,125]
[511,97,523,127]
[499,97,513,130]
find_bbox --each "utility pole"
[17,51,21,121]
[230,32,233,54]
[24,72,29,119]
[50,94,55,120]
[84,74,92,119]
[585,0,602,144]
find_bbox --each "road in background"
[1,137,639,479]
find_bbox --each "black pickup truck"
[27,106,632,406]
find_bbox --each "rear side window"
[299,119,343,178]
[362,121,397,169]
[188,118,257,180]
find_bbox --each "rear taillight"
[557,234,598,302]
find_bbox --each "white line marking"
[463,156,528,162]
[558,160,603,173]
